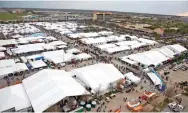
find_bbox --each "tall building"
[93,12,112,21]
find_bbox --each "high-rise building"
[93,12,112,21]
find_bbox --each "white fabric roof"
[74,53,91,60]
[0,59,15,68]
[20,56,28,63]
[43,45,56,50]
[147,72,161,86]
[120,57,138,65]
[0,84,31,112]
[116,41,140,46]
[12,43,45,54]
[127,50,169,66]
[42,50,65,59]
[137,38,157,45]
[98,31,113,36]
[22,69,89,112]
[57,45,67,49]
[26,54,42,60]
[167,44,187,54]
[124,72,140,84]
[48,53,74,64]
[154,47,175,58]
[11,34,24,39]
[66,48,81,54]
[0,39,17,46]
[0,52,5,58]
[81,37,107,45]
[71,63,124,93]
[0,47,6,51]
[106,46,130,54]
[68,32,99,39]
[47,41,67,46]
[29,60,47,69]
[0,63,28,79]
[97,44,116,50]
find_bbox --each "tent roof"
[0,84,31,112]
[0,39,17,46]
[66,48,81,54]
[0,59,15,68]
[29,60,47,69]
[74,53,91,60]
[22,69,89,112]
[167,44,187,53]
[71,63,124,93]
[147,72,161,86]
[124,72,140,83]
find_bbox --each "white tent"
[74,53,91,60]
[0,52,5,59]
[0,47,6,52]
[42,50,65,59]
[0,59,15,68]
[0,63,28,79]
[124,72,141,84]
[147,72,161,86]
[0,84,31,112]
[0,39,17,46]
[47,41,67,46]
[22,69,89,112]
[29,60,47,69]
[66,48,81,54]
[167,44,187,54]
[71,63,124,94]
[11,43,45,54]
[137,38,157,45]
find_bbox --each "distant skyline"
[0,1,188,15]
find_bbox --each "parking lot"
[159,62,188,84]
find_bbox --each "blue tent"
[35,56,44,60]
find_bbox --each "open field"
[0,12,27,20]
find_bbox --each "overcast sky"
[0,1,188,15]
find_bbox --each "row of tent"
[0,63,141,112]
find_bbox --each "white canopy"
[147,72,161,86]
[0,84,31,112]
[0,39,17,46]
[22,69,89,112]
[29,60,47,69]
[71,63,124,94]
[137,38,157,45]
[42,50,65,59]
[124,72,141,84]
[0,52,5,58]
[47,41,67,46]
[11,43,45,54]
[66,48,81,54]
[0,59,15,68]
[0,63,28,78]
[48,53,74,64]
[0,47,6,52]
[167,44,187,54]
[74,53,91,60]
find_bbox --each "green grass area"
[0,12,28,21]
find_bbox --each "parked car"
[164,71,170,75]
[163,67,168,71]
[169,65,173,69]
[181,65,188,71]
[179,81,188,86]
[173,65,181,71]
[168,102,183,112]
